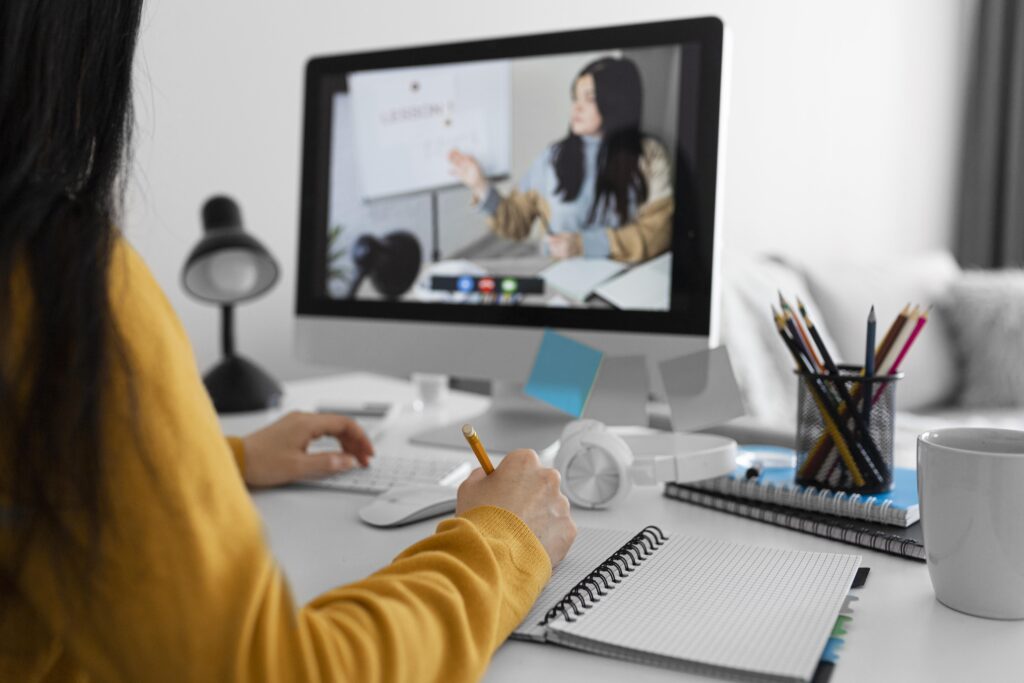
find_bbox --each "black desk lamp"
[182,195,282,413]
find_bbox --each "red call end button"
[477,277,496,293]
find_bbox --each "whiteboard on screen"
[348,60,511,200]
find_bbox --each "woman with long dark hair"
[0,3,575,680]
[450,56,674,263]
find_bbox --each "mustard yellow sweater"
[0,241,551,682]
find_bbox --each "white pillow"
[719,249,841,427]
[799,251,960,411]
[940,270,1024,407]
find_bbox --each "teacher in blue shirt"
[449,56,674,263]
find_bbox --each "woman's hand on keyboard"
[455,449,577,568]
[240,411,375,488]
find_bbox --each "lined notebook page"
[545,536,860,682]
[513,527,636,641]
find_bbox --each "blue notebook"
[686,445,919,527]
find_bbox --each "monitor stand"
[410,381,571,455]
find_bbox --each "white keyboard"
[303,455,472,494]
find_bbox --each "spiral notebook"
[690,446,920,527]
[665,484,925,561]
[513,527,862,682]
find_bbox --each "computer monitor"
[296,17,729,451]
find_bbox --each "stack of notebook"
[664,445,924,561]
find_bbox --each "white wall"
[126,0,976,381]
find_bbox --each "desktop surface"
[221,372,1024,683]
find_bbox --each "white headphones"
[553,419,737,509]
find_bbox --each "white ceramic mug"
[917,428,1024,619]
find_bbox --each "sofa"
[710,248,1024,470]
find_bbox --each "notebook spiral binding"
[541,526,667,626]
[692,476,914,525]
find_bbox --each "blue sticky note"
[524,330,603,417]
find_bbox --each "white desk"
[220,372,1024,682]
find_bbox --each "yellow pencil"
[773,311,866,487]
[462,424,494,474]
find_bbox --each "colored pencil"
[781,306,814,366]
[816,306,915,484]
[781,292,823,370]
[803,304,911,476]
[774,312,866,485]
[873,304,910,367]
[793,300,846,481]
[773,311,880,487]
[796,298,832,365]
[794,303,886,476]
[794,299,855,479]
[863,306,876,428]
[871,308,929,404]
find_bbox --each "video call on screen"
[324,45,687,312]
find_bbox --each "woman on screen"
[449,56,674,263]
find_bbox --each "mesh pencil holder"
[794,366,902,494]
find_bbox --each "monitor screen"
[298,18,724,335]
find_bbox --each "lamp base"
[203,355,282,413]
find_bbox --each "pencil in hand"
[462,424,495,474]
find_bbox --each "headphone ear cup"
[554,419,606,474]
[558,430,633,509]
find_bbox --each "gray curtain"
[958,0,1024,268]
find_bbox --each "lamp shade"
[182,196,279,304]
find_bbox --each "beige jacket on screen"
[486,138,675,263]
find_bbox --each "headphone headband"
[623,432,737,485]
[554,421,736,508]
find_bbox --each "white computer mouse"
[358,484,459,527]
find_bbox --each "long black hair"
[0,1,143,604]
[553,57,648,226]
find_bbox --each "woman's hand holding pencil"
[457,425,577,568]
